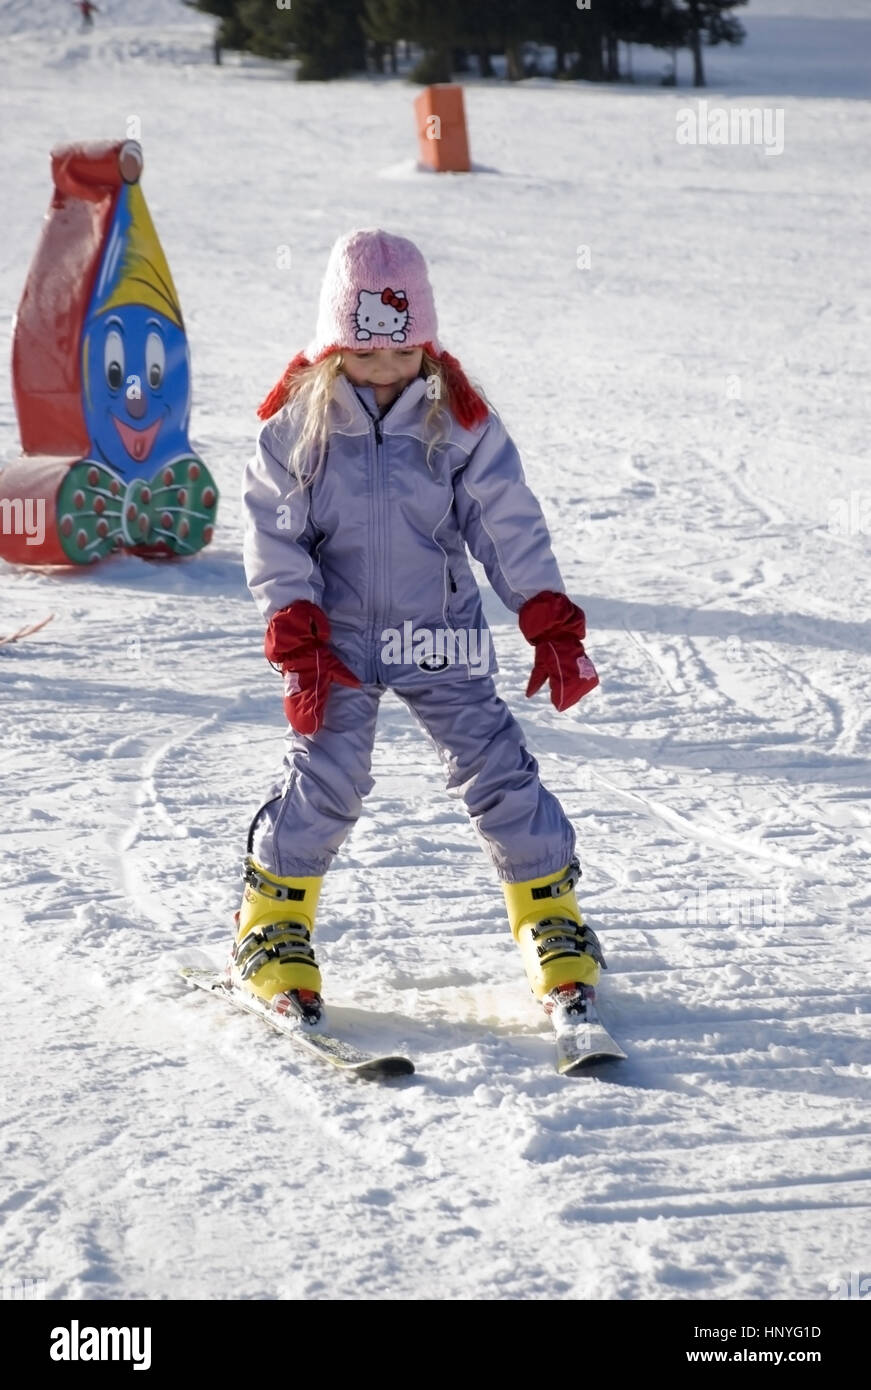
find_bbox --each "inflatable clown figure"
[0,139,218,566]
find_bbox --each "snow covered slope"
[0,0,869,1301]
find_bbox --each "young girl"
[232,228,604,1033]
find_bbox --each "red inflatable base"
[0,457,77,564]
[0,454,218,566]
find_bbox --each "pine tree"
[235,0,295,60]
[231,0,366,70]
[362,0,405,73]
[366,0,466,84]
[184,0,250,52]
[681,0,747,87]
[188,0,746,86]
[464,0,531,82]
[454,0,503,78]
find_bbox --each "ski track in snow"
[1,0,870,1301]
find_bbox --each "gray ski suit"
[242,372,577,882]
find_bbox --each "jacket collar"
[328,372,429,438]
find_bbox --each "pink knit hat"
[307,227,441,358]
[258,228,488,429]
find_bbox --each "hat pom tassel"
[428,345,489,430]
[256,351,311,420]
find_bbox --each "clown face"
[81,304,192,483]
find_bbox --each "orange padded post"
[414,85,471,173]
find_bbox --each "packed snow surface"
[1,0,869,1300]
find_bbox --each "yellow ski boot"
[229,857,324,1025]
[503,859,607,1024]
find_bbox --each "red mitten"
[518,591,600,712]
[264,601,360,735]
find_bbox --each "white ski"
[545,988,627,1074]
[553,1018,627,1074]
[181,967,414,1078]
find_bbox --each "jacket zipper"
[371,415,386,669]
[445,565,458,623]
[354,389,386,680]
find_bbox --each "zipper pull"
[448,569,457,593]
[374,419,382,444]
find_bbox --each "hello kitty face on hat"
[354,287,409,342]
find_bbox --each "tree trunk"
[389,41,397,75]
[369,39,385,74]
[577,30,603,81]
[478,47,493,77]
[690,28,705,85]
[606,32,619,81]
[505,40,524,82]
[689,1,706,86]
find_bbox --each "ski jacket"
[242,372,565,687]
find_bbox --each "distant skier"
[74,1,99,29]
[233,228,604,1033]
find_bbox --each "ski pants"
[247,675,576,884]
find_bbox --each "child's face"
[340,347,423,400]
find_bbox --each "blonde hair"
[282,349,473,492]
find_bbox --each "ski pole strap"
[530,858,581,901]
[243,861,305,902]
